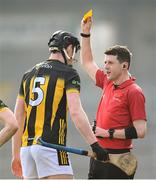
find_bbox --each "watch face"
[109,129,113,133]
[109,129,115,139]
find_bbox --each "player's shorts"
[20,144,73,178]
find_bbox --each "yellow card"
[83,9,93,21]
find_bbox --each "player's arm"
[66,71,96,143]
[0,108,18,147]
[11,97,25,178]
[67,92,97,144]
[65,71,109,161]
[66,91,109,161]
[80,18,99,82]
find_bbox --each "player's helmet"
[48,30,80,53]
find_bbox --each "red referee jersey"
[95,69,146,149]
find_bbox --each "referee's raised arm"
[80,17,99,82]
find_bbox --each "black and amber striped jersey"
[0,99,8,112]
[18,60,80,147]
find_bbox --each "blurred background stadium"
[0,0,156,178]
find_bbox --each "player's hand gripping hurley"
[37,137,109,162]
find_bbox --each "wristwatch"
[108,128,115,139]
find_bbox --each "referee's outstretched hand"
[90,142,109,161]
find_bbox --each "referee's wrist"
[108,129,115,139]
[80,32,90,38]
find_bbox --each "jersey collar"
[113,77,136,89]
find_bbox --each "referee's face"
[104,55,124,82]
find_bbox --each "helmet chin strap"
[61,50,68,65]
[62,47,76,65]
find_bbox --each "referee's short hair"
[104,45,132,69]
